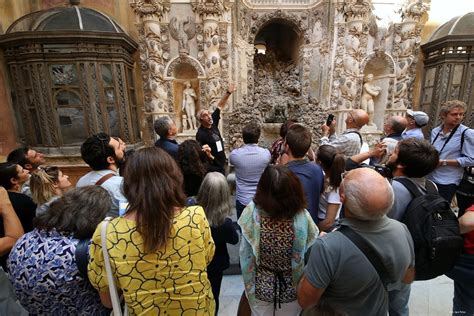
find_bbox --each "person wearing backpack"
[385,138,463,315]
[427,100,474,203]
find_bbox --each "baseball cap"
[407,109,429,127]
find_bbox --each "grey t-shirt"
[304,216,414,316]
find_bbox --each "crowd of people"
[0,90,472,315]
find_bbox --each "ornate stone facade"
[130,0,430,147]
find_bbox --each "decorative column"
[392,0,429,109]
[193,0,229,110]
[330,0,373,134]
[130,0,168,143]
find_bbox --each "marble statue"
[182,81,197,130]
[361,74,381,126]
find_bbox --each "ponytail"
[328,153,345,189]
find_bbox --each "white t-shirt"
[318,187,342,220]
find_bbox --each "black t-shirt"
[0,191,37,270]
[207,217,239,274]
[196,108,226,174]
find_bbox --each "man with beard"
[384,138,439,316]
[76,132,126,217]
[195,85,236,174]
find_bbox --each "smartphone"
[326,114,335,126]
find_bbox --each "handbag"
[101,217,129,316]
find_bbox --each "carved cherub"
[170,17,196,54]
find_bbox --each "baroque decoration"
[130,0,430,146]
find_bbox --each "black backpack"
[394,178,464,280]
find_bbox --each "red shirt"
[463,205,474,255]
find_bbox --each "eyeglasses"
[94,134,109,156]
[348,112,355,122]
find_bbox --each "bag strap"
[101,217,127,316]
[393,177,423,198]
[460,127,470,152]
[75,238,90,281]
[95,173,115,186]
[431,124,460,155]
[338,225,390,290]
[346,131,363,146]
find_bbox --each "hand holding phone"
[326,114,335,126]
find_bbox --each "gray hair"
[197,172,232,227]
[439,100,466,117]
[153,115,173,138]
[342,174,394,220]
[34,186,112,239]
[195,109,206,125]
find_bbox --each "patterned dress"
[7,229,108,315]
[238,202,318,308]
[88,206,216,315]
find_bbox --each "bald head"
[340,168,394,220]
[349,109,369,129]
[384,115,407,136]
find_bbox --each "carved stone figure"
[170,17,196,55]
[182,81,197,130]
[361,74,382,126]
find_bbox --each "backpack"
[393,178,464,280]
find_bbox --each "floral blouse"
[7,229,108,315]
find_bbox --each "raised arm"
[216,83,236,110]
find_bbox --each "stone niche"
[172,62,200,135]
[361,53,395,130]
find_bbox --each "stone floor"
[217,274,455,315]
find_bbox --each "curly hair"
[177,140,207,178]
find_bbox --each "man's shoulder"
[77,170,121,187]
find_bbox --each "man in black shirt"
[196,84,235,174]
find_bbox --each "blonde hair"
[197,172,232,227]
[30,166,60,205]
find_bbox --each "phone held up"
[326,114,335,126]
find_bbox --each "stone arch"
[247,11,308,45]
[164,55,206,80]
[359,52,395,76]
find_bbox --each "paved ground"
[218,274,454,315]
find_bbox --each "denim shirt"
[428,124,474,185]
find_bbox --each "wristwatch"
[441,159,448,166]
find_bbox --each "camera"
[371,164,393,178]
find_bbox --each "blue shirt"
[428,124,474,185]
[402,128,425,140]
[287,159,324,223]
[155,138,179,160]
[229,144,270,205]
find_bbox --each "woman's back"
[8,230,107,315]
[88,205,215,315]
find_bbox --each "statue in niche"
[361,74,382,126]
[182,81,198,130]
[170,17,196,55]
